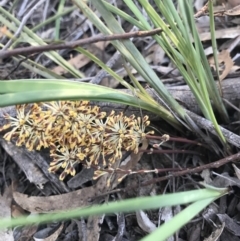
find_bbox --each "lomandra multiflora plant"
[0,101,153,180]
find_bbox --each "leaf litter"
[2,0,240,240]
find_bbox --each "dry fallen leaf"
[52,42,109,75]
[0,186,14,241]
[0,138,48,188]
[145,44,165,66]
[208,49,234,81]
[200,27,240,41]
[86,215,105,241]
[203,222,225,241]
[11,204,26,218]
[228,0,240,7]
[33,224,63,241]
[13,180,106,213]
[232,164,240,180]
[136,210,156,233]
[217,214,240,236]
[226,3,240,15]
[17,225,38,241]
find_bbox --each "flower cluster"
[0,101,153,180]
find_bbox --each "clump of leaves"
[0,101,153,180]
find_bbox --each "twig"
[90,165,184,176]
[97,152,240,197]
[194,1,209,18]
[223,98,240,113]
[146,134,202,146]
[0,28,163,59]
[140,149,200,155]
[140,152,240,187]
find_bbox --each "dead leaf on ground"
[0,186,14,241]
[86,215,105,241]
[217,214,240,236]
[52,42,109,75]
[33,223,63,241]
[145,44,165,66]
[187,222,201,241]
[11,204,26,218]
[226,4,240,15]
[208,49,234,81]
[136,210,156,233]
[228,0,240,8]
[0,138,48,188]
[17,225,38,241]
[200,27,240,41]
[221,230,240,241]
[202,203,218,224]
[203,222,225,241]
[232,164,240,179]
[210,172,240,188]
[67,168,94,189]
[12,175,108,213]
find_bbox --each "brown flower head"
[0,100,153,180]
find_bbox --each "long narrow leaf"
[0,80,180,127]
[73,0,188,120]
[0,187,227,230]
[0,7,84,78]
[141,197,216,241]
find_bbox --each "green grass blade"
[0,187,227,230]
[178,0,227,141]
[102,1,145,29]
[0,7,84,78]
[73,0,188,120]
[134,0,226,142]
[0,80,179,127]
[208,1,220,81]
[55,0,66,40]
[31,6,75,32]
[141,197,216,241]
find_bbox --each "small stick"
[146,134,202,146]
[194,1,209,18]
[0,28,163,59]
[140,148,200,155]
[96,152,240,197]
[134,152,240,188]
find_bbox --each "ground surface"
[1,0,240,240]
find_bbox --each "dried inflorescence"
[0,101,153,180]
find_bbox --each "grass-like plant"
[0,0,231,240]
[0,186,228,241]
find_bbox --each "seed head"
[0,100,153,180]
